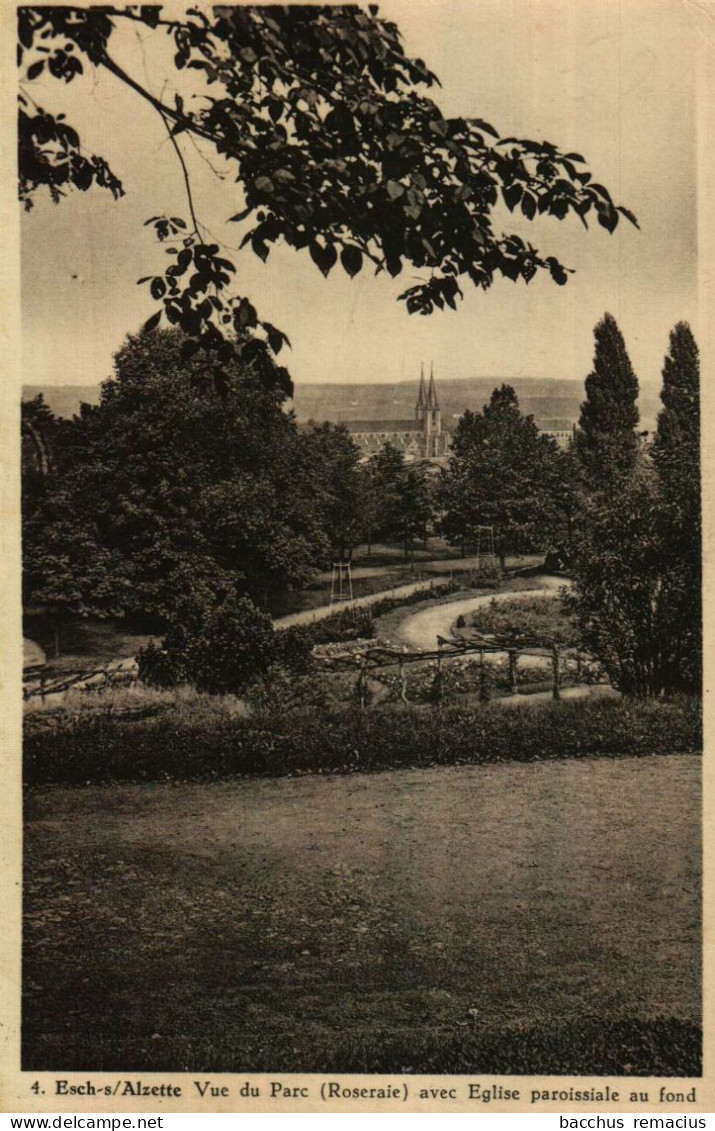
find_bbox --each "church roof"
[345,419,424,432]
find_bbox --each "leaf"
[467,117,499,138]
[150,277,166,300]
[386,179,405,201]
[228,206,252,223]
[548,260,569,286]
[429,119,449,138]
[255,175,275,194]
[143,310,162,333]
[309,241,337,277]
[521,192,536,221]
[27,61,44,80]
[617,205,640,229]
[235,297,257,328]
[597,204,618,233]
[503,183,523,212]
[340,246,363,278]
[170,217,187,229]
[264,322,285,354]
[252,237,269,262]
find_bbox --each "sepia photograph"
[13,0,704,1103]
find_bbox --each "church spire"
[415,362,427,420]
[427,362,439,411]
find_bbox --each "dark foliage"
[575,312,640,484]
[137,594,276,695]
[23,329,332,626]
[569,323,701,697]
[24,695,701,786]
[440,385,564,563]
[18,4,635,384]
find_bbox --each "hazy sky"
[21,0,699,393]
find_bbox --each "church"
[345,364,450,461]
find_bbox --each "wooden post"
[398,657,408,704]
[434,641,443,705]
[479,647,489,702]
[552,644,561,701]
[508,649,518,694]
[357,658,368,709]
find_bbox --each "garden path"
[392,574,570,656]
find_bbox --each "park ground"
[24,752,700,1075]
[22,550,701,1075]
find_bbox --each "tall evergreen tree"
[652,322,700,527]
[652,322,701,692]
[569,322,701,696]
[576,313,640,483]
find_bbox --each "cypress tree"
[652,322,701,692]
[576,313,640,483]
[652,321,700,527]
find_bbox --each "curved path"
[274,575,452,630]
[391,574,570,654]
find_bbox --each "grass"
[23,754,701,1074]
[23,616,153,675]
[24,692,702,786]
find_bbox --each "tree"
[363,443,435,557]
[21,394,57,508]
[568,323,701,697]
[567,461,697,697]
[298,423,364,559]
[651,322,701,692]
[24,328,330,624]
[575,313,640,484]
[23,489,133,655]
[390,461,435,560]
[652,322,700,532]
[440,386,562,567]
[18,5,636,387]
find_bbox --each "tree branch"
[96,48,247,156]
[157,108,203,241]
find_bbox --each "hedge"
[24,694,701,786]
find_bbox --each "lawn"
[23,753,701,1075]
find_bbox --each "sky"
[20,0,699,395]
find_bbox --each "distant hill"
[290,376,661,433]
[23,375,661,432]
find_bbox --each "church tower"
[426,363,441,456]
[415,362,427,422]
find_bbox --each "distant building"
[344,364,450,461]
[537,421,577,450]
[342,368,576,459]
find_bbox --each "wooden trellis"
[316,631,567,708]
[329,560,354,608]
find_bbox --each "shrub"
[24,694,701,786]
[137,594,276,695]
[136,638,187,688]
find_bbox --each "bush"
[136,638,188,688]
[137,594,276,695]
[24,694,701,786]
